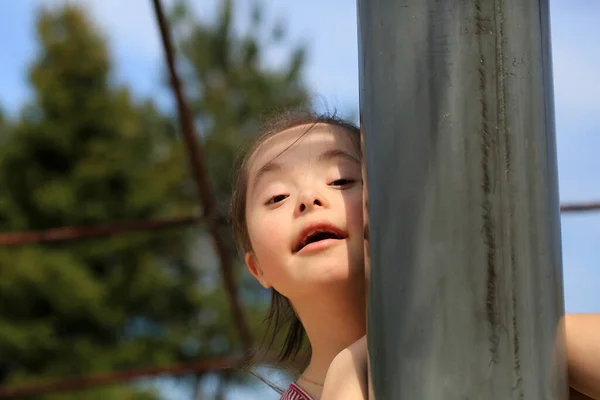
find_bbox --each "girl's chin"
[302,266,366,287]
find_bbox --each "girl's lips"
[295,237,344,255]
[293,221,347,253]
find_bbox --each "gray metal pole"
[358,1,568,399]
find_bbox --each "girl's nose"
[296,189,327,215]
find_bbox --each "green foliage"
[0,0,309,398]
[0,6,199,398]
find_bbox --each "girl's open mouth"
[293,222,347,253]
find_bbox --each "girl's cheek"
[259,215,288,246]
[248,212,276,248]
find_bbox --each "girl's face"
[244,123,365,300]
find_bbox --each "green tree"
[0,0,310,397]
[0,6,200,399]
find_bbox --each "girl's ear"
[245,252,272,288]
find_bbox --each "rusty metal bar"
[151,0,252,350]
[560,202,600,213]
[0,215,203,246]
[0,356,240,399]
[0,199,596,247]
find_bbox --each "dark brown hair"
[230,108,360,379]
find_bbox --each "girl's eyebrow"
[317,149,361,165]
[251,162,281,192]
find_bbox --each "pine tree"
[0,1,310,397]
[0,6,200,399]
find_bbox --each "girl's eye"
[330,178,355,187]
[266,194,288,205]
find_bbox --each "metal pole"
[358,1,568,399]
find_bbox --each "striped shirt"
[280,382,314,400]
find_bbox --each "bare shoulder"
[321,335,369,400]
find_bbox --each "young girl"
[230,110,600,399]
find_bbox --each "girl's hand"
[321,335,369,400]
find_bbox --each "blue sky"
[1,0,599,398]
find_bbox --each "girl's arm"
[566,313,600,399]
[321,335,368,400]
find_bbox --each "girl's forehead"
[248,124,359,173]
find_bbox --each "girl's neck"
[293,284,367,398]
